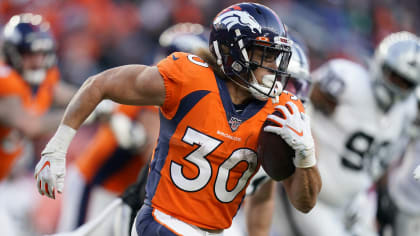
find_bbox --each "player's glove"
[264,102,316,168]
[414,165,420,181]
[110,113,147,151]
[34,125,76,199]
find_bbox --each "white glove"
[34,125,76,199]
[414,165,420,181]
[264,102,316,168]
[110,113,147,150]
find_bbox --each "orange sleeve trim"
[160,74,173,120]
[277,91,305,113]
[114,104,143,118]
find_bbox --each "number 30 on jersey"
[170,127,258,203]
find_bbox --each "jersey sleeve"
[115,105,143,118]
[277,91,305,113]
[156,52,192,119]
[115,104,158,119]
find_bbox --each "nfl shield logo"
[228,116,242,131]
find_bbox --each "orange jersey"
[0,64,59,180]
[146,52,304,229]
[75,104,157,194]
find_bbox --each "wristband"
[43,124,77,154]
[293,147,317,168]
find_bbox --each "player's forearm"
[246,181,275,236]
[6,109,63,138]
[61,76,105,130]
[284,166,321,213]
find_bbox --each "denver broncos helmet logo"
[214,10,262,34]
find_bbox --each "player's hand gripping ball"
[257,108,295,181]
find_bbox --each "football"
[257,112,296,181]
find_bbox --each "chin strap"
[249,73,283,101]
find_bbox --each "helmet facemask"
[213,36,292,101]
[247,40,292,100]
[373,64,418,112]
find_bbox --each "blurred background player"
[376,87,420,236]
[0,13,77,236]
[56,104,158,236]
[54,22,209,236]
[278,31,420,236]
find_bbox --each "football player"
[376,87,420,236]
[280,31,420,236]
[0,13,76,180]
[34,3,321,236]
[0,13,77,235]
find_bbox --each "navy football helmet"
[209,3,292,101]
[159,22,208,55]
[1,13,56,84]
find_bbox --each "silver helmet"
[283,41,311,103]
[371,31,420,111]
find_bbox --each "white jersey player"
[280,31,420,236]
[376,87,420,236]
[380,139,420,236]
